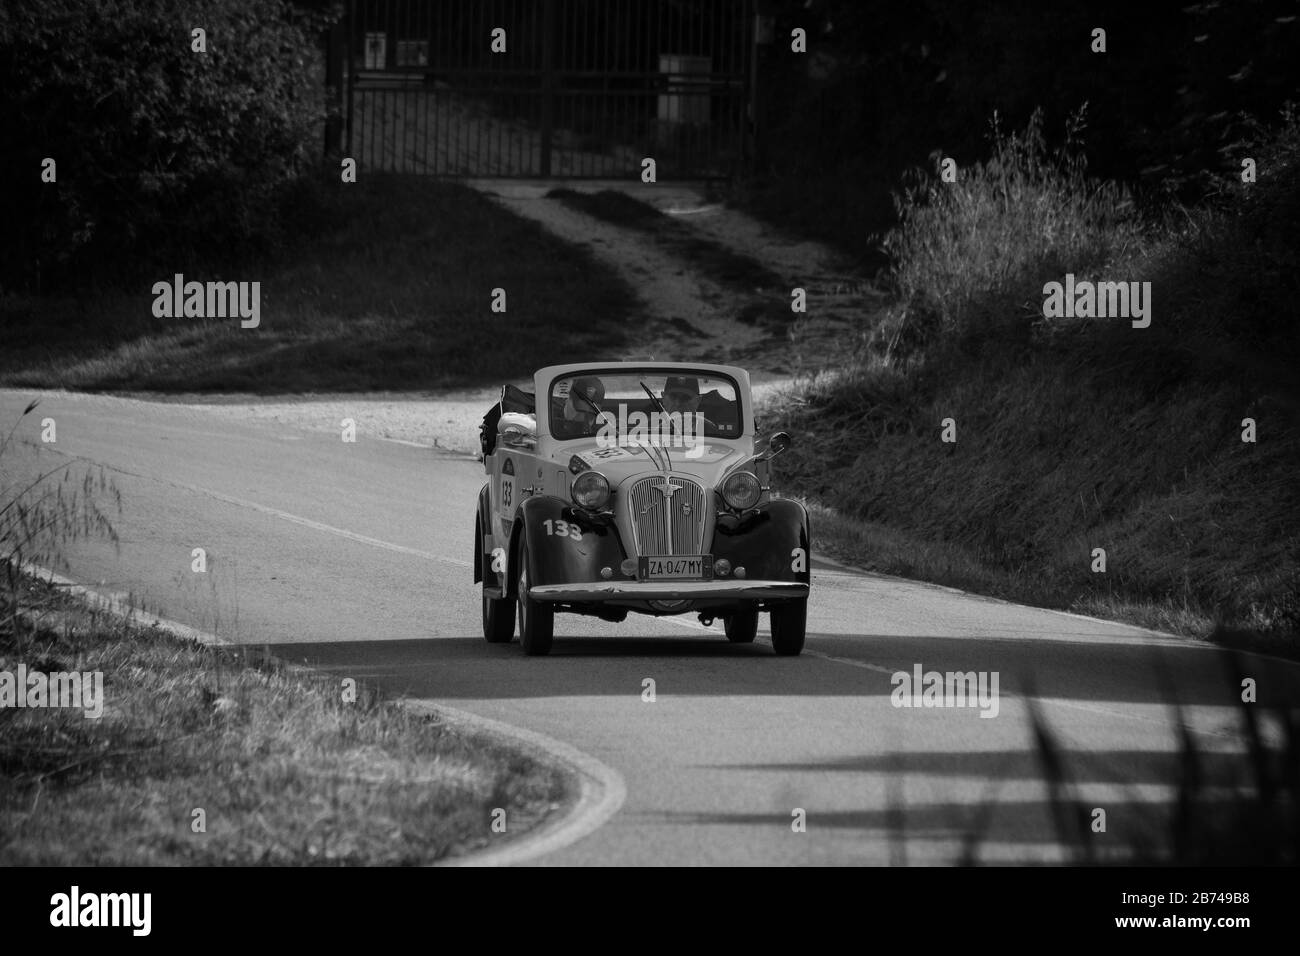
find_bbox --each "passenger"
[554,375,606,438]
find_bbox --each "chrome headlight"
[720,470,761,510]
[572,471,611,509]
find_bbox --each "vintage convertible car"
[473,362,811,656]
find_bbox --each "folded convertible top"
[480,384,536,457]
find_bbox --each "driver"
[662,375,739,436]
[661,376,703,416]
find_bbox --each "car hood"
[559,441,749,488]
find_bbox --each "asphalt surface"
[4,389,1296,865]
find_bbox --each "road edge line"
[405,701,627,867]
[18,560,229,646]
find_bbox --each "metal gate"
[345,0,755,178]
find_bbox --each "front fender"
[711,498,811,589]
[513,496,630,595]
[474,483,492,584]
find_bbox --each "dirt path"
[467,179,888,381]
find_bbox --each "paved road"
[3,390,1295,865]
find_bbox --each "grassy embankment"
[0,572,570,865]
[0,174,636,393]
[762,110,1299,655]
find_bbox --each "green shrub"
[0,0,332,292]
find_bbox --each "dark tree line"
[751,0,1299,255]
[0,0,334,294]
[2,0,1294,292]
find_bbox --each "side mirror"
[499,412,537,449]
[759,430,792,460]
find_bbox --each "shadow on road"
[263,632,1297,864]
[265,632,1300,706]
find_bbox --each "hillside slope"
[774,113,1300,652]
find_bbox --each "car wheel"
[516,525,554,656]
[769,600,806,656]
[724,605,758,643]
[479,518,515,643]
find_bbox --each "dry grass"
[0,575,571,865]
[765,109,1300,657]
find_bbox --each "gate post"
[324,16,345,158]
[749,0,775,175]
[344,0,355,157]
[540,0,555,177]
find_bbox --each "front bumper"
[528,581,810,602]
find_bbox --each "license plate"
[639,555,713,581]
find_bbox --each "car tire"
[516,525,554,656]
[724,605,759,643]
[479,517,516,643]
[769,600,806,656]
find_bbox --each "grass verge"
[798,495,1240,650]
[765,108,1300,658]
[0,573,571,865]
[0,173,636,393]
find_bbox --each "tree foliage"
[754,0,1299,254]
[0,0,333,292]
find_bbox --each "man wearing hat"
[554,374,607,438]
[662,374,740,437]
[661,375,703,416]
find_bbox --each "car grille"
[628,476,706,556]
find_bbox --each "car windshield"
[549,370,742,442]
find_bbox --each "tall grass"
[0,400,121,648]
[883,107,1143,353]
[775,107,1300,652]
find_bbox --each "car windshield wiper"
[640,381,668,415]
[639,381,674,472]
[572,391,603,420]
